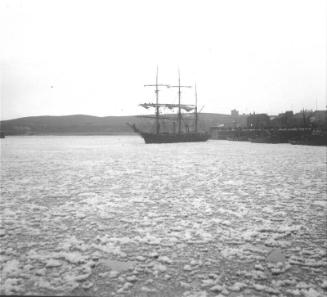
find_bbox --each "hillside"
[0,113,245,136]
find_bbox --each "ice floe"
[1,137,326,296]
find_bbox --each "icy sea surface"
[1,136,326,297]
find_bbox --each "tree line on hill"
[0,113,231,135]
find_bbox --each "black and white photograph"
[0,0,326,296]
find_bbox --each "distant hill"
[0,113,246,136]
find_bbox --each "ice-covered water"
[1,136,326,296]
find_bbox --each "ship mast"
[155,67,159,134]
[144,66,169,134]
[194,83,198,133]
[170,70,191,134]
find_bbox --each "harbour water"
[1,136,326,296]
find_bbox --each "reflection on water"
[1,136,326,296]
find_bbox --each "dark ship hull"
[139,132,210,144]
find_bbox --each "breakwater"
[210,128,327,146]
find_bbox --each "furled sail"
[139,103,195,112]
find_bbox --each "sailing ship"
[128,69,210,144]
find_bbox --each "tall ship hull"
[129,68,210,144]
[140,132,210,144]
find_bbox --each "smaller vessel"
[289,131,327,146]
[129,68,210,144]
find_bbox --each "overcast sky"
[0,0,326,120]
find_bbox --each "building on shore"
[210,109,327,141]
[246,113,270,129]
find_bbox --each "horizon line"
[1,108,326,122]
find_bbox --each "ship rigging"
[128,68,210,143]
